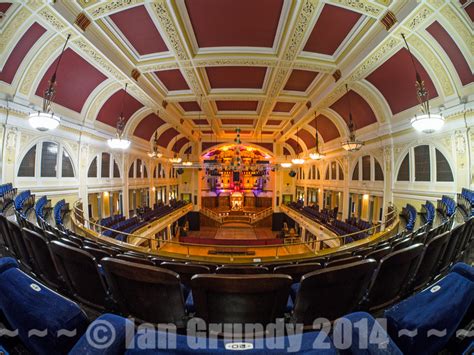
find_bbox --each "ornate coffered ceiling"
[0,0,472,157]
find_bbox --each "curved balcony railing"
[71,200,399,264]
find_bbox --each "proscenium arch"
[200,142,274,158]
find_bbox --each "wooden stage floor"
[158,224,314,262]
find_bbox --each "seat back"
[191,274,292,325]
[438,223,464,273]
[101,258,187,326]
[325,255,363,268]
[367,244,424,310]
[160,262,210,289]
[454,218,473,260]
[49,241,108,309]
[21,228,61,289]
[215,265,269,274]
[115,254,154,266]
[59,237,81,248]
[7,219,32,269]
[273,262,322,282]
[293,260,378,324]
[326,252,353,261]
[365,246,392,260]
[0,214,15,256]
[392,238,412,251]
[412,231,450,291]
[83,246,113,262]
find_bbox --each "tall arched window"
[351,155,384,182]
[87,153,120,179]
[128,158,148,179]
[396,145,454,183]
[325,161,344,180]
[17,141,75,178]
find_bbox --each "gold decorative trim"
[440,5,473,57]
[88,0,144,19]
[38,7,68,32]
[328,0,384,17]
[18,35,64,96]
[407,34,455,97]
[0,7,31,53]
[72,38,127,81]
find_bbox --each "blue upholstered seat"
[450,262,474,282]
[384,271,474,355]
[69,314,134,355]
[332,312,402,355]
[0,258,89,354]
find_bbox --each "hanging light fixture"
[291,127,305,164]
[402,33,444,134]
[29,34,71,132]
[182,153,193,166]
[148,131,162,158]
[107,83,131,150]
[341,84,364,152]
[169,127,182,163]
[309,113,325,160]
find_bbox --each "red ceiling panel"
[283,147,290,156]
[0,22,46,84]
[464,3,474,21]
[201,130,214,135]
[284,69,318,91]
[109,5,168,55]
[0,3,12,13]
[172,137,189,153]
[273,102,295,112]
[427,21,473,86]
[206,66,267,89]
[330,90,377,129]
[36,49,107,113]
[221,118,254,125]
[309,115,340,142]
[366,48,438,115]
[216,101,258,111]
[286,138,303,154]
[262,131,274,134]
[304,4,361,55]
[180,101,201,111]
[155,69,189,91]
[133,113,165,141]
[157,127,179,148]
[193,119,208,126]
[184,0,283,48]
[296,128,315,150]
[266,119,282,125]
[97,89,144,127]
[184,146,192,154]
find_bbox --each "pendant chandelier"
[341,84,364,152]
[29,34,70,132]
[291,127,305,164]
[402,33,444,134]
[169,128,182,163]
[148,130,162,158]
[309,113,325,160]
[182,154,193,166]
[280,151,292,168]
[107,83,131,150]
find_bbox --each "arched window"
[87,153,121,179]
[17,141,75,178]
[128,159,148,179]
[352,155,384,182]
[325,161,343,180]
[396,145,453,183]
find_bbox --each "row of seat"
[421,199,436,225]
[401,203,417,231]
[3,212,471,331]
[0,183,14,196]
[99,213,125,227]
[1,255,472,354]
[439,195,457,217]
[458,187,474,217]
